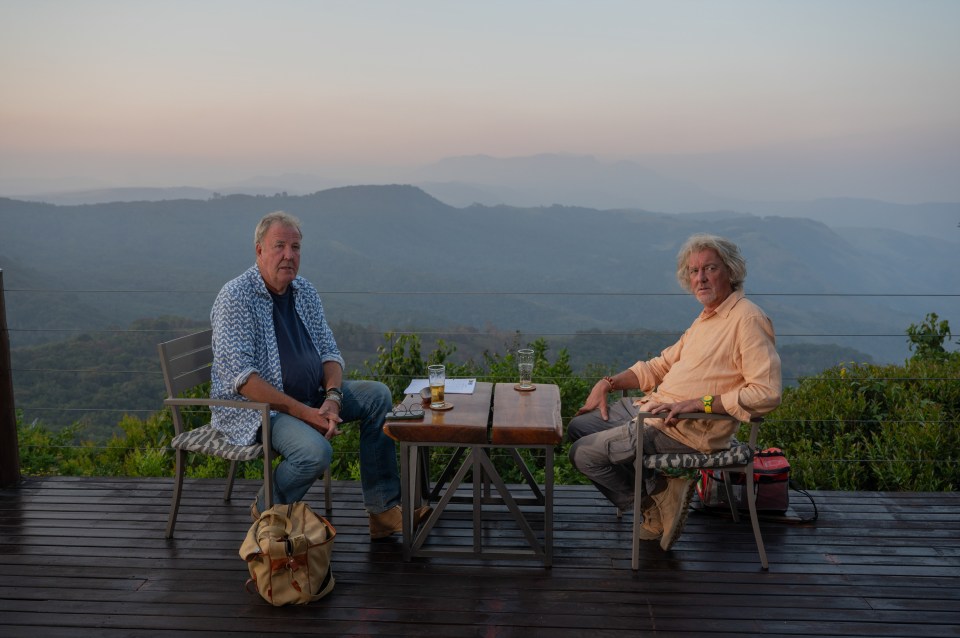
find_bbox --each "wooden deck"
[1,476,958,637]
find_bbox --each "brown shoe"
[652,477,696,551]
[368,504,431,540]
[637,501,663,541]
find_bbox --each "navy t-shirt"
[270,288,324,406]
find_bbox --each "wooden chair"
[158,328,331,538]
[631,412,768,570]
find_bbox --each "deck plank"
[0,476,958,637]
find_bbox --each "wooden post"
[0,269,21,487]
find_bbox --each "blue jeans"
[255,379,399,515]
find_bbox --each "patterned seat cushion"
[642,440,753,470]
[171,423,263,461]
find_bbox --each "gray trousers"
[568,398,698,511]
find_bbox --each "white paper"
[403,378,477,395]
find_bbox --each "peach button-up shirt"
[629,289,782,454]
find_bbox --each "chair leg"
[324,468,332,515]
[631,450,645,570]
[223,460,237,502]
[744,468,769,569]
[165,449,186,538]
[722,471,741,523]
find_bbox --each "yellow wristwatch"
[702,395,714,414]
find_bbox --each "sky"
[1,0,958,202]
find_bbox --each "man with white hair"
[568,234,782,551]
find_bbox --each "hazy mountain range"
[9,154,959,240]
[2,182,957,368]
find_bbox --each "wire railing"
[4,286,959,458]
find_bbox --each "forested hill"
[11,315,869,442]
[1,185,957,364]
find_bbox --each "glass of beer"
[518,349,534,389]
[427,364,446,408]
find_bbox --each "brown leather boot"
[368,504,432,540]
[637,496,663,540]
[652,477,696,551]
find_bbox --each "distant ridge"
[301,184,453,214]
[7,153,958,240]
[2,184,956,365]
[416,153,720,212]
[18,186,216,206]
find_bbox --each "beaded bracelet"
[324,387,343,407]
[603,376,617,393]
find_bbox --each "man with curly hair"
[568,234,782,551]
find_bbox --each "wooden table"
[383,381,562,565]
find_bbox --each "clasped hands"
[310,399,343,440]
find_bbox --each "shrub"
[16,321,959,492]
[758,355,959,491]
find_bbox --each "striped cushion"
[171,424,263,462]
[642,441,753,470]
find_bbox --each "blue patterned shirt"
[209,265,345,444]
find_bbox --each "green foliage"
[327,423,362,482]
[11,316,207,441]
[356,331,594,486]
[362,331,461,402]
[16,383,266,482]
[17,317,959,493]
[11,314,871,448]
[16,416,93,476]
[758,353,960,491]
[906,312,953,362]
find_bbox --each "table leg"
[417,446,430,505]
[482,449,493,503]
[473,446,482,554]
[399,442,418,561]
[430,447,468,502]
[412,448,476,557]
[544,446,554,567]
[398,441,554,565]
[474,450,543,558]
[508,448,545,504]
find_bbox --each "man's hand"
[238,373,344,439]
[312,400,343,440]
[645,397,719,426]
[576,379,614,420]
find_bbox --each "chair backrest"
[157,329,214,398]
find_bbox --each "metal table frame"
[391,382,561,566]
[399,439,555,565]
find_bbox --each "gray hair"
[254,211,302,248]
[675,234,747,292]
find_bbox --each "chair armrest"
[634,411,738,421]
[163,397,270,412]
[634,412,763,450]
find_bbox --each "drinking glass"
[517,349,534,389]
[427,364,446,408]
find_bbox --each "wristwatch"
[702,395,714,414]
